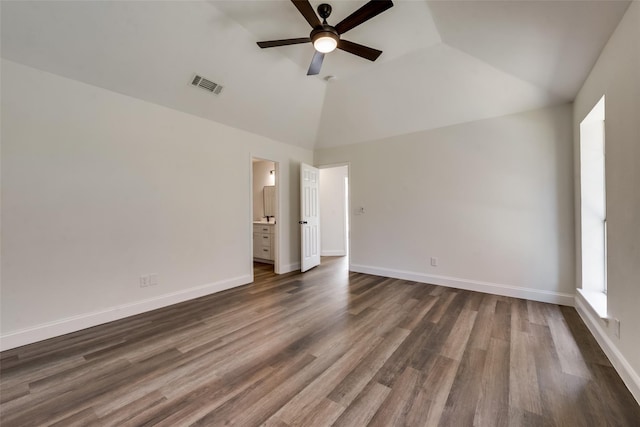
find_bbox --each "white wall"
[573,1,640,402]
[0,59,312,349]
[252,160,274,221]
[316,43,561,149]
[319,166,348,256]
[315,104,575,305]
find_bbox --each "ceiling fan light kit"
[311,28,339,53]
[257,0,394,76]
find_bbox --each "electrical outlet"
[140,275,149,288]
[614,319,620,338]
[430,257,438,267]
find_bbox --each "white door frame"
[250,156,281,279]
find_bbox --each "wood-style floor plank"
[510,329,543,416]
[474,337,510,427]
[1,257,639,426]
[368,366,421,426]
[332,381,390,427]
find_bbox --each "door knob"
[299,220,308,224]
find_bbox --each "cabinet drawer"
[253,224,273,234]
[253,232,271,246]
[256,246,271,260]
[259,233,271,246]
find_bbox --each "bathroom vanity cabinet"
[253,222,274,263]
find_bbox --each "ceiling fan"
[257,0,394,76]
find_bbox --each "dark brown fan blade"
[337,39,382,61]
[292,0,321,28]
[307,51,325,75]
[335,0,393,35]
[257,38,310,48]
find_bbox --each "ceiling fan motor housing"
[310,25,339,45]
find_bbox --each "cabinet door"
[253,233,263,258]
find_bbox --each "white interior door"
[300,163,320,272]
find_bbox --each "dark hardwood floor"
[1,257,639,426]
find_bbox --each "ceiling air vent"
[191,75,223,95]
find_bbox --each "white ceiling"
[1,1,631,150]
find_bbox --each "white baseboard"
[575,293,640,405]
[349,264,575,306]
[280,262,300,274]
[321,250,346,256]
[0,275,252,352]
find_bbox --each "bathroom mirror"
[263,186,276,219]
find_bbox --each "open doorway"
[252,158,278,275]
[319,164,350,266]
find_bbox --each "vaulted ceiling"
[1,1,630,150]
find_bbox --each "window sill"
[577,288,608,320]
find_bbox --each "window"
[578,96,607,316]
